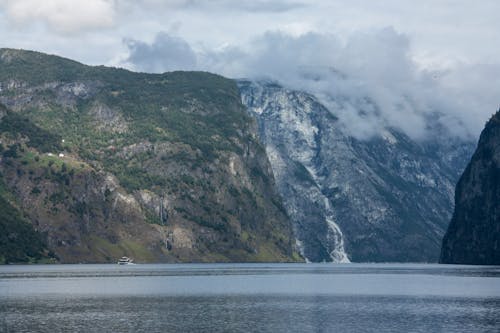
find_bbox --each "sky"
[0,0,499,140]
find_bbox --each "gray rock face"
[440,111,500,265]
[238,80,474,262]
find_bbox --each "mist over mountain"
[123,29,499,143]
[239,80,474,262]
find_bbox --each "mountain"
[440,110,500,265]
[0,49,299,264]
[238,80,475,262]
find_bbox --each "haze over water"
[1,263,499,332]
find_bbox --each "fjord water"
[1,264,499,332]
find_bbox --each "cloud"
[230,29,439,139]
[0,0,115,34]
[208,0,306,13]
[124,29,499,140]
[435,63,500,137]
[124,32,197,73]
[120,0,305,13]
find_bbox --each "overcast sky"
[0,0,499,139]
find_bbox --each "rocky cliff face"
[0,49,298,263]
[238,80,474,262]
[440,111,500,265]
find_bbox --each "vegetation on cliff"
[0,48,299,263]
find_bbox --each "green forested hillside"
[0,48,299,263]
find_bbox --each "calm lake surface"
[1,263,499,332]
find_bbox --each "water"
[1,263,499,332]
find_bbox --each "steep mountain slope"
[0,130,51,264]
[238,80,474,262]
[440,110,500,265]
[0,49,298,263]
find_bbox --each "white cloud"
[119,0,305,12]
[0,0,115,34]
[124,32,197,72]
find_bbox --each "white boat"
[117,256,134,265]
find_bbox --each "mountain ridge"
[0,48,299,264]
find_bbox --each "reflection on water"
[1,264,499,332]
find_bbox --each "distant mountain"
[0,49,299,264]
[238,80,475,262]
[440,110,500,265]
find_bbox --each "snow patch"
[253,106,264,115]
[381,130,398,144]
[229,156,237,176]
